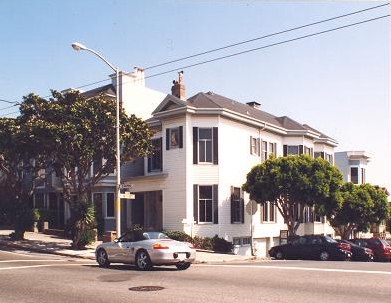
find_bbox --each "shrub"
[163,230,192,243]
[212,235,233,253]
[78,228,97,248]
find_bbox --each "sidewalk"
[0,230,256,264]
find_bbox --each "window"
[166,126,183,150]
[92,157,102,177]
[199,128,212,162]
[106,193,115,218]
[262,201,276,222]
[233,237,251,246]
[287,145,299,155]
[283,145,312,156]
[193,127,218,164]
[34,193,45,208]
[250,136,259,155]
[325,153,333,163]
[350,167,359,184]
[231,187,244,224]
[148,138,162,172]
[193,184,218,224]
[314,152,333,163]
[261,140,277,161]
[199,186,213,222]
[269,142,276,156]
[304,146,312,156]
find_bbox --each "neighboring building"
[33,71,340,257]
[334,151,390,239]
[334,151,371,185]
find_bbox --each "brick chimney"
[171,71,186,100]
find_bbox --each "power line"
[144,2,390,70]
[45,3,391,94]
[0,98,17,104]
[145,14,390,79]
[0,4,389,118]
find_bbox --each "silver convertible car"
[95,230,196,270]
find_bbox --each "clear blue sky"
[0,0,389,190]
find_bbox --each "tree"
[242,154,343,236]
[16,90,154,248]
[328,182,390,239]
[0,117,47,239]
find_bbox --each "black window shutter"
[213,127,218,164]
[249,136,253,155]
[213,184,218,224]
[179,126,183,148]
[283,145,287,156]
[299,145,304,155]
[166,129,170,150]
[193,127,198,164]
[230,186,234,224]
[159,137,163,170]
[193,184,198,223]
[240,188,244,223]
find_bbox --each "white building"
[117,73,338,257]
[334,151,371,185]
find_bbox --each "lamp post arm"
[81,47,117,73]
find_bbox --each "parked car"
[95,230,196,270]
[350,238,391,262]
[268,234,352,261]
[337,239,374,262]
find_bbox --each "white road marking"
[0,263,95,270]
[197,264,391,275]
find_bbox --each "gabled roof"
[150,91,337,145]
[81,84,116,99]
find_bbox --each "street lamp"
[72,42,122,237]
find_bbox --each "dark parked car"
[268,234,352,261]
[350,238,391,262]
[338,239,374,262]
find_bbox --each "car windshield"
[143,232,170,240]
[324,235,337,243]
[377,238,390,246]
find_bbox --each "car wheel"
[176,262,191,270]
[135,250,152,271]
[96,249,110,267]
[319,251,330,261]
[275,251,284,260]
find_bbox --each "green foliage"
[0,115,47,239]
[243,154,343,235]
[329,182,390,239]
[68,200,97,249]
[163,230,193,243]
[211,235,234,253]
[164,231,233,253]
[4,90,154,248]
[192,236,213,250]
[31,208,41,222]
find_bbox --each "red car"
[350,238,391,262]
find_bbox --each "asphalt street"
[1,248,390,303]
